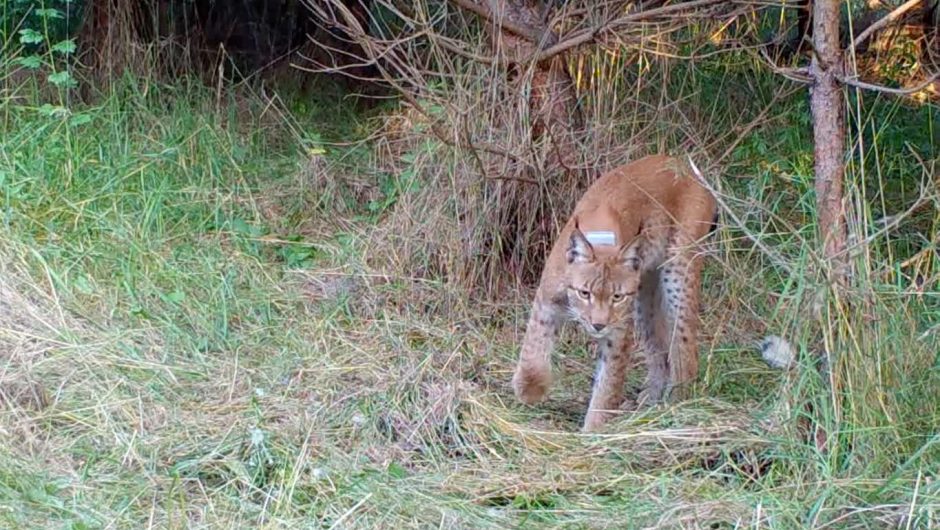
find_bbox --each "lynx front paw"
[664,381,693,402]
[636,385,665,408]
[512,366,551,405]
[581,410,614,432]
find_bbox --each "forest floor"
[1,71,938,529]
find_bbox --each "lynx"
[511,154,718,432]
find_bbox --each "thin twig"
[689,177,797,277]
[835,183,936,261]
[534,0,731,63]
[434,35,500,65]
[713,85,803,166]
[319,0,531,172]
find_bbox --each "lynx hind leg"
[512,295,560,405]
[659,250,703,401]
[583,331,633,432]
[635,268,668,405]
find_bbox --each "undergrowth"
[1,38,939,530]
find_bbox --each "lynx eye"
[612,290,636,303]
[577,289,591,300]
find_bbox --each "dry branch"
[447,0,544,43]
[850,0,926,51]
[532,0,731,63]
[839,71,940,95]
[758,47,812,84]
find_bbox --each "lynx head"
[564,221,644,338]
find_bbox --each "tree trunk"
[77,0,145,83]
[809,0,847,284]
[486,0,585,180]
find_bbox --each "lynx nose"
[592,323,606,332]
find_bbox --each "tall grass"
[1,33,939,530]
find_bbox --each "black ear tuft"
[618,235,644,271]
[567,226,595,264]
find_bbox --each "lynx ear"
[618,228,645,271]
[567,223,595,264]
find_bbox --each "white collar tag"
[584,231,616,247]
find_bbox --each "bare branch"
[447,0,772,65]
[850,0,925,51]
[758,47,813,84]
[386,66,536,176]
[837,179,937,261]
[434,35,500,65]
[838,71,940,95]
[534,0,731,63]
[447,0,543,42]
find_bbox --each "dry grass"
[0,233,797,528]
[2,11,939,527]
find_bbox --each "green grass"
[1,53,939,529]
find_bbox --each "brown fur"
[511,154,718,432]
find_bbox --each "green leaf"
[165,290,186,303]
[130,305,150,319]
[73,275,94,295]
[47,71,77,88]
[277,235,319,269]
[36,8,64,19]
[231,218,252,235]
[38,104,69,118]
[51,39,76,55]
[19,29,44,45]
[14,55,42,69]
[386,461,407,479]
[69,113,92,127]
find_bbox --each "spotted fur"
[511,155,717,432]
